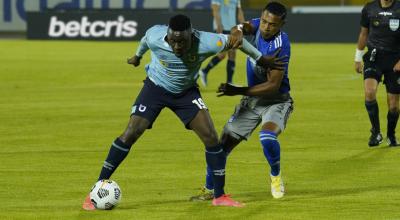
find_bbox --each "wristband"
[355,49,364,62]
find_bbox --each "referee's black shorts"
[363,49,400,94]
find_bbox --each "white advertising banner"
[1,0,211,31]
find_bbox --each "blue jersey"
[136,25,228,94]
[247,18,291,94]
[212,0,241,31]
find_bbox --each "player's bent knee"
[364,90,377,100]
[200,131,219,146]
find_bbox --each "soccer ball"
[90,179,122,210]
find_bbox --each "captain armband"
[355,48,365,62]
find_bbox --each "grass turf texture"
[1,40,399,220]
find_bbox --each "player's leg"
[382,55,400,146]
[363,55,383,146]
[98,78,163,180]
[189,110,243,207]
[190,132,241,201]
[83,115,151,211]
[83,78,163,210]
[226,49,236,84]
[199,52,227,87]
[386,93,399,146]
[172,88,243,206]
[364,78,382,146]
[191,97,259,202]
[260,101,293,199]
[97,115,150,181]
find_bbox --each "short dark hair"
[264,1,287,21]
[169,14,191,31]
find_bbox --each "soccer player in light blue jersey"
[198,0,245,86]
[191,2,293,201]
[82,14,285,209]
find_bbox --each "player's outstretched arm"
[127,35,149,67]
[256,48,287,71]
[217,69,284,97]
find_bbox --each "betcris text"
[48,16,137,38]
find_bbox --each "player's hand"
[355,61,363,73]
[228,30,243,49]
[217,83,246,97]
[127,55,141,67]
[256,48,287,70]
[394,60,400,73]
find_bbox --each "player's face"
[259,10,284,40]
[167,29,192,57]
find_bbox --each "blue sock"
[98,138,132,180]
[259,131,280,176]
[203,56,221,74]
[226,60,235,83]
[205,144,226,198]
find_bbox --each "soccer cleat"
[387,136,400,147]
[368,132,383,147]
[270,173,285,199]
[82,194,96,211]
[190,187,214,201]
[212,194,245,207]
[198,69,208,87]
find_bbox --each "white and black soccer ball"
[90,179,122,210]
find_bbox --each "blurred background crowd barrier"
[1,0,367,42]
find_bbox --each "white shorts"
[223,96,294,140]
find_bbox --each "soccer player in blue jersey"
[191,2,293,201]
[82,14,285,209]
[198,0,245,86]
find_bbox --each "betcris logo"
[48,16,137,38]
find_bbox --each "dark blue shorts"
[131,78,208,129]
[363,50,400,94]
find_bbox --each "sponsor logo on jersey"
[389,19,399,31]
[378,11,393,16]
[216,39,223,47]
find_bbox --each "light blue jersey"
[135,25,228,94]
[246,18,291,94]
[212,0,241,31]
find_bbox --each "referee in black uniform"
[355,0,400,147]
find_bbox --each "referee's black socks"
[365,100,380,134]
[387,110,399,138]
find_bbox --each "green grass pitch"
[1,40,399,220]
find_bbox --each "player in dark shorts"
[355,0,400,147]
[82,14,286,209]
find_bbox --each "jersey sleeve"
[200,32,228,54]
[279,36,291,69]
[249,18,260,35]
[135,26,156,57]
[360,5,369,28]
